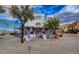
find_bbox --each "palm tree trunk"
[21,21,25,43]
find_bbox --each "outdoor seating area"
[21,28,63,41]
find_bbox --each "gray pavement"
[0,34,79,54]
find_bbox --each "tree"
[44,16,60,30]
[10,6,34,43]
[0,6,5,13]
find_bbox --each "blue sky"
[0,5,79,31]
[33,5,65,16]
[0,19,20,31]
[0,13,20,31]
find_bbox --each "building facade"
[25,13,46,27]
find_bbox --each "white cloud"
[46,14,54,17]
[32,5,43,8]
[59,5,79,14]
[58,5,79,25]
[0,13,17,21]
[46,13,58,17]
[60,20,75,25]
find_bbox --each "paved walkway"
[0,34,79,54]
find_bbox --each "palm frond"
[43,16,60,29]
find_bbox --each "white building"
[25,13,46,27]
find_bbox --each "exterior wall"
[76,23,79,27]
[72,22,79,28]
[25,13,46,27]
[34,13,45,20]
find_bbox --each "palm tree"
[0,6,5,13]
[44,16,60,30]
[10,5,34,43]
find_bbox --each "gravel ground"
[0,34,79,54]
